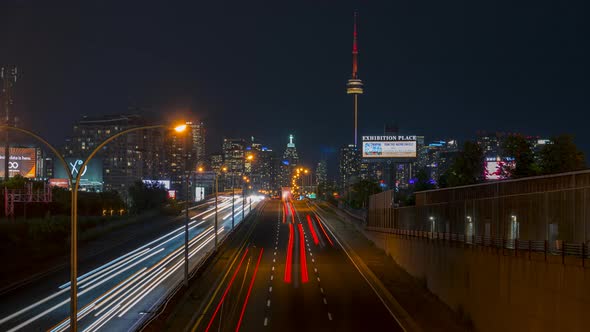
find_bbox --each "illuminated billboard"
[362,136,417,158]
[142,179,171,190]
[54,158,103,191]
[0,147,37,178]
[484,157,515,180]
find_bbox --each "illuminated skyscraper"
[279,135,299,187]
[346,12,363,147]
[339,144,361,192]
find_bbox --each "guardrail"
[366,226,589,266]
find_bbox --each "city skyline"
[1,1,588,168]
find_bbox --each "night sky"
[1,0,589,174]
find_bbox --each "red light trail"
[205,248,249,332]
[284,223,294,283]
[306,214,319,245]
[314,214,333,247]
[298,223,308,283]
[235,248,264,332]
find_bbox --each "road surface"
[189,199,403,332]
[0,195,263,332]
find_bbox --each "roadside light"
[304,170,308,174]
[247,155,254,161]
[174,124,187,133]
[243,176,247,180]
[222,166,228,172]
[198,166,204,172]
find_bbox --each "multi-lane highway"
[0,195,263,332]
[186,199,402,332]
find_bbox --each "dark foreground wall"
[367,230,589,332]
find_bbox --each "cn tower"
[346,12,363,146]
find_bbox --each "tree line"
[440,134,586,187]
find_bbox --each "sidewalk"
[314,201,471,332]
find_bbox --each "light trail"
[306,214,320,245]
[298,223,309,283]
[235,248,264,332]
[284,223,294,283]
[1,198,261,332]
[205,248,250,332]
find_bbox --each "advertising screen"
[142,179,171,190]
[195,187,205,202]
[0,147,37,178]
[54,158,103,183]
[362,136,417,159]
[484,157,515,180]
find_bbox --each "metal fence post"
[582,242,586,268]
[544,240,547,262]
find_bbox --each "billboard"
[0,147,37,178]
[484,157,515,180]
[142,179,171,190]
[362,136,417,158]
[53,158,103,187]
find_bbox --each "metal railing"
[366,226,589,266]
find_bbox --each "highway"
[0,195,263,332]
[189,199,402,332]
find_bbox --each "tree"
[349,179,381,209]
[442,141,484,187]
[501,134,539,178]
[128,180,168,214]
[539,134,586,174]
[414,169,436,192]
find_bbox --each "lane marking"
[328,312,333,321]
[236,248,264,332]
[204,248,250,332]
[264,317,268,326]
[313,205,411,332]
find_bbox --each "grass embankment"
[0,210,167,286]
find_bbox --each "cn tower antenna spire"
[346,11,363,147]
[352,11,359,79]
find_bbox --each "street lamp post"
[2,124,185,332]
[231,174,235,229]
[199,166,226,250]
[177,124,191,288]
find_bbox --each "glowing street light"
[174,124,187,133]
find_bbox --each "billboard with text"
[362,136,417,158]
[0,147,37,178]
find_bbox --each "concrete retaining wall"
[367,231,590,332]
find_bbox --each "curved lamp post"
[2,123,184,332]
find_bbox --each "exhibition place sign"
[362,135,416,142]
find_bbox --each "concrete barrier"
[367,231,589,332]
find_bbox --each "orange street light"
[174,124,187,133]
[197,166,204,172]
